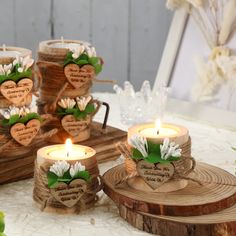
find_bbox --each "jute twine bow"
[115,138,202,187]
[33,161,103,213]
[0,114,58,153]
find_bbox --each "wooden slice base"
[103,163,236,217]
[119,204,236,236]
[127,177,188,193]
[0,123,126,185]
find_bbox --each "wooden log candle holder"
[33,141,102,214]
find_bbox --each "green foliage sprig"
[57,103,96,120]
[0,63,32,85]
[64,52,103,75]
[131,141,181,164]
[1,113,42,127]
[0,211,6,236]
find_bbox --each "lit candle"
[128,120,189,145]
[37,138,96,165]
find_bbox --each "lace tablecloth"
[0,93,235,236]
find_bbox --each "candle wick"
[67,152,69,158]
[157,129,160,135]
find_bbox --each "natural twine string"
[115,139,202,187]
[33,160,103,212]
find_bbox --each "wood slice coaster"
[0,123,126,185]
[119,204,236,236]
[103,163,236,217]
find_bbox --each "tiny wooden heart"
[61,114,90,137]
[51,179,87,208]
[64,64,95,89]
[137,161,175,190]
[0,78,33,104]
[10,119,40,146]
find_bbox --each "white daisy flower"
[160,138,182,160]
[128,134,149,158]
[69,162,86,178]
[71,45,85,59]
[76,96,92,111]
[58,98,76,109]
[49,160,70,177]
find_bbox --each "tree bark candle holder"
[120,122,195,193]
[37,39,103,114]
[33,140,102,214]
[0,46,33,109]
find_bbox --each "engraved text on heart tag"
[0,78,33,105]
[137,160,175,190]
[61,114,90,137]
[10,119,40,146]
[51,179,87,208]
[64,64,95,89]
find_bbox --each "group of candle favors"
[0,39,195,213]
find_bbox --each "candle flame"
[155,119,161,135]
[65,138,72,158]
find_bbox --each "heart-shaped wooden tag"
[137,160,175,190]
[0,78,33,105]
[64,64,95,89]
[51,179,87,208]
[61,114,90,137]
[10,119,40,146]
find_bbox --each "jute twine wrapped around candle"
[33,156,103,214]
[116,138,200,186]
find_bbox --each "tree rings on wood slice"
[103,162,236,216]
[119,204,236,236]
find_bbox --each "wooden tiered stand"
[103,162,236,235]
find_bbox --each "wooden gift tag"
[61,115,90,137]
[0,78,33,105]
[137,160,175,190]
[51,179,87,208]
[10,119,40,146]
[64,64,95,89]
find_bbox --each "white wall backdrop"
[0,0,172,91]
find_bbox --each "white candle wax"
[0,51,20,57]
[49,42,81,49]
[140,127,177,138]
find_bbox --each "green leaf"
[9,114,20,125]
[88,57,99,65]
[147,141,161,154]
[0,211,4,233]
[78,53,89,61]
[47,171,58,189]
[77,60,88,65]
[94,64,102,74]
[85,104,96,114]
[1,119,10,127]
[62,170,71,180]
[232,147,236,151]
[145,153,161,164]
[74,170,90,182]
[132,148,144,160]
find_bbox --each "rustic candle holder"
[33,145,102,214]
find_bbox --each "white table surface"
[0,93,236,236]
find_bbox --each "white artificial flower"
[0,63,13,76]
[69,162,86,178]
[76,96,92,111]
[160,138,182,160]
[71,45,85,59]
[49,160,70,177]
[128,134,149,158]
[85,46,97,58]
[58,98,76,109]
[14,56,34,73]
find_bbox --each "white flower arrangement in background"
[160,138,182,160]
[58,97,76,109]
[0,64,12,76]
[76,96,92,111]
[128,134,149,158]
[49,160,70,177]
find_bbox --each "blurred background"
[0,0,172,91]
